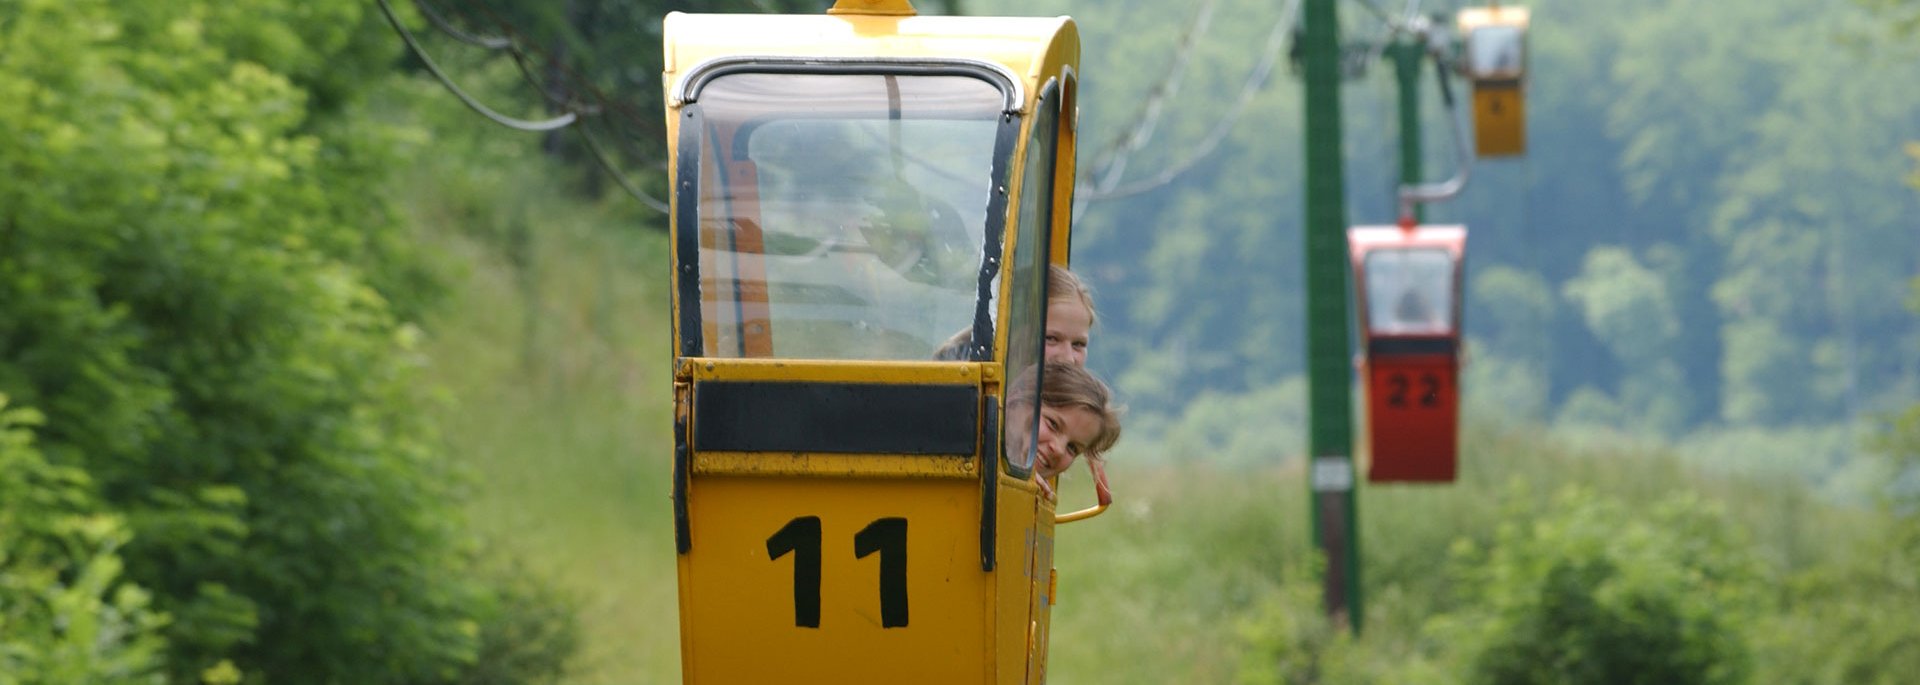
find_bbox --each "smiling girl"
[1005,361,1122,502]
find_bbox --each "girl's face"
[1034,404,1101,479]
[1044,299,1092,366]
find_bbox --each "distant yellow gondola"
[1457,4,1529,157]
[660,0,1092,682]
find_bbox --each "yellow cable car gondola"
[1456,3,1529,157]
[661,1,1095,681]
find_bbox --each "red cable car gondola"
[1350,224,1466,483]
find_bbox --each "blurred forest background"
[1054,0,1920,494]
[2,0,1917,683]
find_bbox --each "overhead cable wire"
[1076,0,1301,208]
[1341,0,1417,72]
[1348,0,1427,35]
[387,0,670,214]
[413,0,512,50]
[431,0,609,116]
[1078,0,1217,188]
[503,46,604,115]
[575,124,671,213]
[1075,0,1219,203]
[1349,0,1397,24]
[1074,0,1430,213]
[419,1,653,140]
[376,0,577,131]
[562,110,673,215]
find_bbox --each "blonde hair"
[1048,264,1096,327]
[1006,361,1123,460]
[930,266,1095,362]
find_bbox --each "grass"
[400,162,684,681]
[1046,419,1881,684]
[1046,459,1309,684]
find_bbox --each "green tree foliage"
[406,0,843,202]
[1561,247,1689,432]
[1470,267,1553,368]
[457,559,584,685]
[1027,0,1315,418]
[1747,313,1920,683]
[0,397,168,685]
[1232,557,1452,685]
[960,0,1920,444]
[1440,488,1761,685]
[0,0,571,682]
[1153,378,1307,467]
[1858,0,1920,43]
[1694,4,1920,425]
[1464,266,1553,421]
[1232,562,1357,685]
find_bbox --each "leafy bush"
[1234,563,1349,685]
[1750,385,1920,684]
[1232,559,1450,685]
[0,0,572,681]
[455,557,583,685]
[1751,560,1920,685]
[0,397,168,684]
[1437,487,1761,685]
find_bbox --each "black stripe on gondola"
[1368,337,1457,357]
[693,381,979,455]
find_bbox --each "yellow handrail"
[1054,459,1111,524]
[1055,501,1108,524]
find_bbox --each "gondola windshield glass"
[1365,248,1454,335]
[692,72,1005,360]
[1467,25,1524,79]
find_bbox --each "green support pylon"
[1300,0,1361,633]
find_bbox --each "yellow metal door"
[1026,496,1059,684]
[992,471,1041,683]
